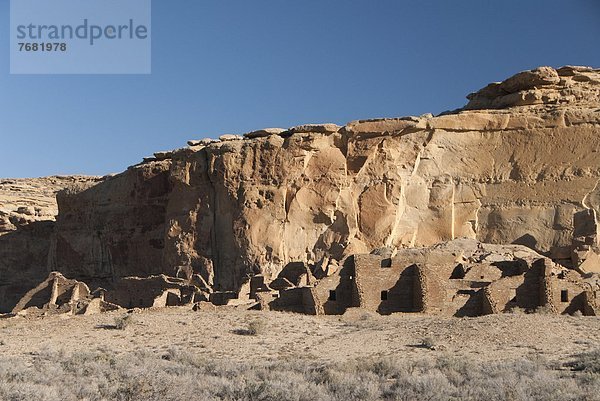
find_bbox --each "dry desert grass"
[1,348,600,401]
[0,307,599,400]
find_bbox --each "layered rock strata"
[0,176,102,312]
[2,66,600,314]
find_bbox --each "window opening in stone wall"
[381,258,392,268]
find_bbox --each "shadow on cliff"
[0,164,174,314]
[512,234,544,254]
[53,165,173,283]
[0,220,54,313]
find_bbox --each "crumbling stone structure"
[261,239,600,317]
[104,274,207,309]
[3,65,600,317]
[11,272,119,316]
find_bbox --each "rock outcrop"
[0,176,102,312]
[2,65,600,315]
[0,176,101,233]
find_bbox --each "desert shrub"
[0,350,599,401]
[534,304,556,315]
[569,349,600,373]
[419,337,437,350]
[247,319,266,335]
[233,319,266,336]
[114,314,134,330]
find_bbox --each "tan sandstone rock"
[2,66,600,315]
[244,128,286,139]
[219,134,244,142]
[289,123,341,134]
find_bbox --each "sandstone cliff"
[1,65,599,312]
[0,176,101,233]
[0,176,102,311]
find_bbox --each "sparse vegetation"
[0,349,599,401]
[419,337,438,350]
[114,314,134,330]
[233,318,266,336]
[247,319,266,335]
[569,350,600,373]
[534,304,556,315]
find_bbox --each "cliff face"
[0,176,102,311]
[53,163,172,283]
[2,65,600,311]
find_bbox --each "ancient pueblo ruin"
[2,66,600,318]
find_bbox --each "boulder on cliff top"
[244,128,286,139]
[465,65,600,109]
[289,123,341,134]
[219,134,244,142]
[187,138,219,147]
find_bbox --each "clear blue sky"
[1,0,599,178]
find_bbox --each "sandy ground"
[1,307,599,365]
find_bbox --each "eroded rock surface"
[157,65,600,292]
[0,176,100,233]
[2,66,600,314]
[0,176,102,312]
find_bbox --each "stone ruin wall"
[2,66,600,315]
[0,176,102,312]
[51,66,600,301]
[304,243,599,317]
